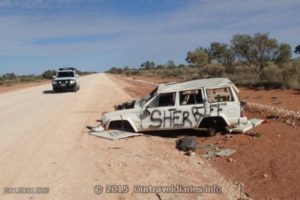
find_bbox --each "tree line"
[186,33,292,70]
[110,33,299,72]
[107,32,300,89]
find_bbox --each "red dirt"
[111,74,300,200]
[240,87,300,111]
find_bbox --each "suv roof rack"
[59,67,76,71]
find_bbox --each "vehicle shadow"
[141,129,211,138]
[43,90,63,94]
[43,90,74,94]
[43,90,56,94]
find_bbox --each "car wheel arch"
[107,119,138,132]
[197,116,229,130]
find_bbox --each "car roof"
[156,78,237,93]
[58,67,76,72]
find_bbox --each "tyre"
[207,128,217,137]
[72,87,77,92]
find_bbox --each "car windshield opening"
[57,72,74,78]
[149,92,176,108]
[139,87,158,106]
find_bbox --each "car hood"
[101,106,142,125]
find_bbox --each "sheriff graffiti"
[149,106,204,128]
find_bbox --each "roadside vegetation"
[107,33,300,89]
[0,69,95,86]
[0,73,45,86]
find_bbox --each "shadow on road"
[43,90,75,94]
[43,90,56,94]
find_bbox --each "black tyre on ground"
[207,128,217,136]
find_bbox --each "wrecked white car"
[101,78,246,136]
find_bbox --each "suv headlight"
[52,80,57,84]
[70,80,76,84]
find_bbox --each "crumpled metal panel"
[90,129,142,140]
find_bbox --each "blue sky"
[0,0,299,75]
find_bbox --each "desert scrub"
[199,64,225,78]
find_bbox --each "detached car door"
[141,92,177,130]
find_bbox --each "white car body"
[101,78,243,133]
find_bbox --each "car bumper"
[53,83,76,90]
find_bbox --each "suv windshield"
[139,87,157,107]
[57,71,74,78]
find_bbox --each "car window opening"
[206,87,234,103]
[180,89,203,105]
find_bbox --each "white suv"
[101,78,244,136]
[52,68,80,92]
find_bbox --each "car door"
[141,92,177,130]
[205,86,240,125]
[177,89,206,129]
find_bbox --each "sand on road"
[0,73,241,200]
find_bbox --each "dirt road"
[0,74,241,200]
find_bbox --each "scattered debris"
[285,119,296,127]
[201,144,236,159]
[230,119,264,133]
[225,134,231,139]
[215,149,236,157]
[263,173,269,178]
[114,100,136,110]
[227,158,235,162]
[88,126,142,140]
[245,132,262,138]
[86,126,104,132]
[186,150,195,156]
[266,114,279,120]
[176,136,198,152]
[223,134,233,141]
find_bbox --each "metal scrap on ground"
[88,126,142,140]
[229,118,265,133]
[201,144,236,159]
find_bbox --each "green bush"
[259,63,282,82]
[227,65,260,86]
[199,64,225,78]
[42,70,57,79]
[281,62,300,89]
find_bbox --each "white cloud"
[0,0,299,71]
